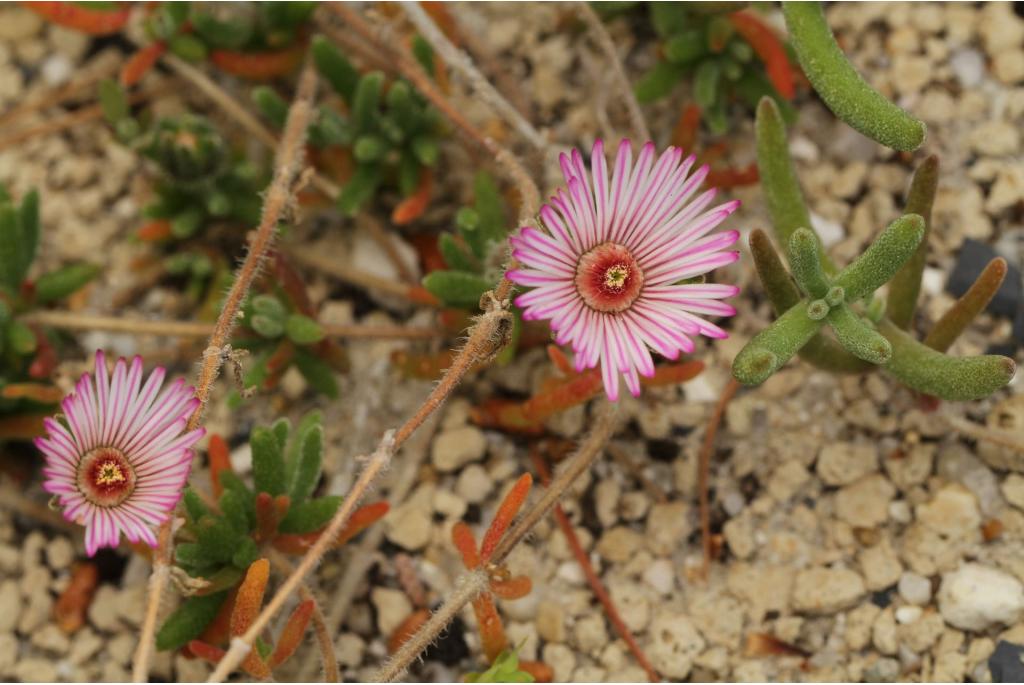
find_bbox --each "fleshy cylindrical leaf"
[826,304,892,364]
[879,319,1017,401]
[887,156,939,329]
[833,214,924,302]
[923,258,1007,353]
[787,228,831,298]
[754,98,831,272]
[732,300,825,385]
[782,1,926,151]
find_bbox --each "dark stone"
[989,640,1024,683]
[946,240,1021,318]
[646,438,679,462]
[870,587,894,608]
[422,613,470,665]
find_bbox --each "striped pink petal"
[507,140,741,400]
[36,351,204,556]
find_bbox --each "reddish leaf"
[520,661,554,682]
[707,162,760,189]
[136,219,172,242]
[196,587,237,648]
[27,329,58,379]
[26,1,130,35]
[267,599,314,669]
[490,575,532,600]
[408,285,441,306]
[53,563,98,633]
[387,608,429,654]
[729,12,795,99]
[451,521,480,570]
[121,42,167,87]
[334,501,390,547]
[210,46,304,80]
[207,434,231,500]
[471,593,507,664]
[480,474,532,561]
[273,252,315,316]
[231,559,269,637]
[671,104,702,152]
[392,169,434,225]
[410,233,448,274]
[546,345,574,376]
[255,493,282,543]
[188,639,227,663]
[263,340,295,390]
[1,383,63,403]
[0,412,48,440]
[641,360,705,387]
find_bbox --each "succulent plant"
[251,35,442,219]
[732,99,1015,401]
[156,413,388,651]
[422,173,509,309]
[0,186,99,437]
[598,2,797,135]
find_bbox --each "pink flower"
[36,351,204,556]
[508,140,741,401]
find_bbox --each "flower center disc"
[574,242,644,313]
[77,447,136,508]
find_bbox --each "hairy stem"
[378,403,619,681]
[376,570,490,682]
[576,2,650,142]
[23,310,440,340]
[399,2,547,151]
[132,59,319,684]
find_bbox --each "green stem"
[782,1,926,151]
[887,156,939,329]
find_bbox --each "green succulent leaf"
[0,202,24,291]
[183,488,209,524]
[33,264,101,304]
[887,155,939,329]
[750,229,863,373]
[98,78,129,124]
[826,304,892,364]
[664,29,706,64]
[219,488,250,534]
[833,214,924,302]
[439,233,478,272]
[879,319,1017,401]
[231,537,260,570]
[277,496,342,534]
[732,300,825,385]
[293,348,339,399]
[252,86,289,129]
[351,72,384,133]
[693,59,722,109]
[635,61,686,103]
[156,591,228,651]
[18,189,39,274]
[422,270,492,309]
[168,34,208,62]
[251,426,286,497]
[782,1,926,151]
[754,97,828,272]
[465,648,535,683]
[337,164,382,216]
[312,35,360,102]
[285,314,325,345]
[786,228,831,298]
[287,422,324,504]
[195,516,242,565]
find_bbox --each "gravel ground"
[0,2,1023,683]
